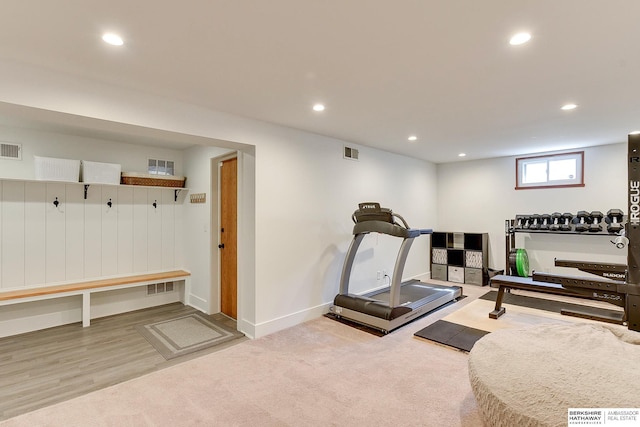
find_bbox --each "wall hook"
[107,198,112,208]
[152,200,157,209]
[53,197,59,208]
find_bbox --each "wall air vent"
[0,142,22,160]
[343,146,359,161]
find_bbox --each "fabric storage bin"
[431,264,447,281]
[432,248,447,265]
[465,267,483,285]
[447,266,464,284]
[34,156,80,182]
[81,161,121,184]
[465,250,484,269]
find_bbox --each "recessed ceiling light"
[312,103,325,112]
[102,33,124,46]
[509,32,531,46]
[561,103,578,110]
[630,130,640,135]
[458,153,466,157]
[408,135,417,141]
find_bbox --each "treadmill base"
[330,281,462,333]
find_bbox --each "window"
[148,158,175,176]
[516,151,584,189]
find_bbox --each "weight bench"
[488,273,626,325]
[0,270,191,328]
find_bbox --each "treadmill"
[330,202,463,333]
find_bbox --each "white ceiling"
[1,1,639,163]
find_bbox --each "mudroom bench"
[0,270,191,327]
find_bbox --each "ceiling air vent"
[0,142,22,160]
[343,146,359,161]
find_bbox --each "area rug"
[414,290,624,352]
[136,313,244,360]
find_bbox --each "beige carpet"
[0,285,491,427]
[2,285,619,427]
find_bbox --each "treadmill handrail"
[353,220,419,238]
[352,210,409,229]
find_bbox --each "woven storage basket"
[120,172,186,188]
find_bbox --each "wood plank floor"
[0,303,247,421]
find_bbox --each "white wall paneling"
[24,182,45,285]
[147,188,162,271]
[65,184,85,281]
[84,184,102,278]
[132,187,149,272]
[161,189,175,269]
[45,182,66,282]
[1,181,25,288]
[101,186,118,276]
[117,186,134,275]
[0,180,185,290]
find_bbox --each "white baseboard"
[252,301,331,339]
[187,293,208,313]
[411,271,432,281]
[245,274,433,339]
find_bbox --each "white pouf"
[468,323,640,427]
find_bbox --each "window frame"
[515,151,585,190]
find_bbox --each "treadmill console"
[353,202,394,224]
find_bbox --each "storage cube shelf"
[431,232,488,286]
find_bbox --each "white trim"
[187,293,208,313]
[253,302,331,338]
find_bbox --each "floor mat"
[414,320,489,352]
[136,313,245,360]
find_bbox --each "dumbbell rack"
[511,212,626,236]
[497,134,640,332]
[504,211,627,279]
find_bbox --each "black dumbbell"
[550,212,562,231]
[560,212,573,231]
[539,214,551,230]
[529,214,541,230]
[589,211,603,232]
[575,210,591,232]
[515,215,526,229]
[607,209,624,233]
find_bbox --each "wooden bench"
[0,270,191,327]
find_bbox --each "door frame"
[210,151,239,320]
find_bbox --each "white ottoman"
[468,323,640,427]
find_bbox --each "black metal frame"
[491,134,640,332]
